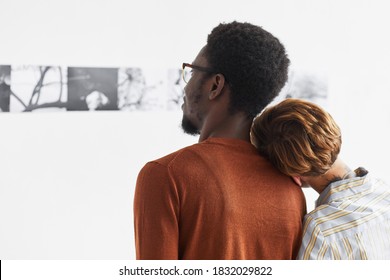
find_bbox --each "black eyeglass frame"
[181,63,220,83]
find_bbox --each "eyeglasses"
[181,63,218,84]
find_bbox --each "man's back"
[134,138,306,259]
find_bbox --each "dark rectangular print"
[67,67,118,111]
[0,65,11,112]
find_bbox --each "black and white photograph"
[9,65,67,112]
[167,68,184,110]
[67,67,118,111]
[275,69,328,107]
[118,67,167,111]
[0,65,11,112]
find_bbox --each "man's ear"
[208,74,226,100]
[291,176,302,187]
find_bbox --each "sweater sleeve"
[133,161,180,259]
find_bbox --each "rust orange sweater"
[134,138,306,259]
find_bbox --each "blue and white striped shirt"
[297,169,390,259]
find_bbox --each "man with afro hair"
[134,21,306,260]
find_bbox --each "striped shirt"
[297,168,390,259]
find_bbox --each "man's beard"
[181,115,200,135]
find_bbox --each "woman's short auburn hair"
[251,98,342,177]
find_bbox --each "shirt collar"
[316,167,371,207]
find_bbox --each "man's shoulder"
[136,144,199,186]
[147,142,204,168]
[305,201,336,222]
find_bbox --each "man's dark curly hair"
[204,21,290,118]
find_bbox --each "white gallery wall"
[0,0,389,259]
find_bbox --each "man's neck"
[198,112,253,143]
